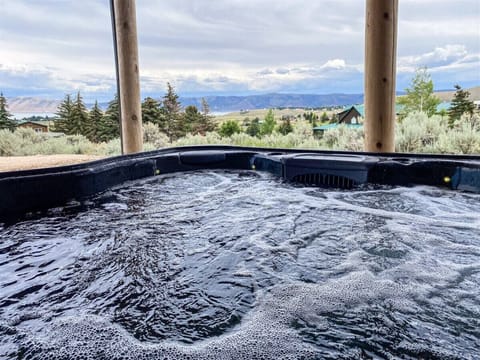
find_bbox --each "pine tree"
[246,117,261,137]
[184,105,201,134]
[448,84,475,126]
[398,67,441,119]
[0,93,16,131]
[53,94,74,133]
[70,91,89,135]
[162,83,184,141]
[141,97,163,126]
[196,98,216,135]
[87,101,104,142]
[98,96,120,142]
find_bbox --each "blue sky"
[0,0,479,101]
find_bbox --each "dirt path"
[0,155,105,172]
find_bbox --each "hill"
[179,93,364,112]
[434,86,480,102]
[6,86,479,114]
[6,93,364,114]
[7,97,60,114]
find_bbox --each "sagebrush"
[1,113,478,157]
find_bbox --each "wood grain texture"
[114,0,143,154]
[364,0,398,152]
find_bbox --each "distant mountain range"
[180,93,365,112]
[7,93,365,114]
[7,87,480,115]
[7,97,61,114]
[434,86,480,103]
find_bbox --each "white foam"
[2,171,479,358]
[15,271,416,359]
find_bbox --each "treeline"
[53,83,216,143]
[54,93,120,142]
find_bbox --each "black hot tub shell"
[1,145,479,221]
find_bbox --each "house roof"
[17,121,49,127]
[336,106,362,122]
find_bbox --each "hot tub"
[0,146,479,359]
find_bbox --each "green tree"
[162,83,184,141]
[53,94,74,133]
[398,67,441,118]
[448,84,475,126]
[87,101,104,142]
[193,98,216,135]
[320,111,329,123]
[184,105,202,134]
[141,97,162,126]
[246,117,261,137]
[98,96,120,142]
[260,109,276,136]
[70,91,89,135]
[0,93,16,131]
[277,118,293,135]
[219,120,241,137]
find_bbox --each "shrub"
[321,125,364,151]
[292,120,313,141]
[443,119,480,154]
[15,128,49,144]
[173,132,224,146]
[1,112,477,157]
[395,112,447,153]
[0,129,16,156]
[218,120,241,137]
[394,112,479,154]
[143,122,169,149]
[0,129,99,156]
[100,138,122,156]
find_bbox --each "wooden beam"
[364,0,398,152]
[113,0,143,154]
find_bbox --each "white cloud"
[0,0,478,99]
[398,45,470,72]
[321,59,347,70]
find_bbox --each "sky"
[0,0,479,101]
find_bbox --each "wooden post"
[364,0,398,152]
[113,0,143,154]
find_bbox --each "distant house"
[337,106,362,125]
[17,121,49,133]
[313,106,363,137]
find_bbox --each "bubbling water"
[1,171,479,359]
